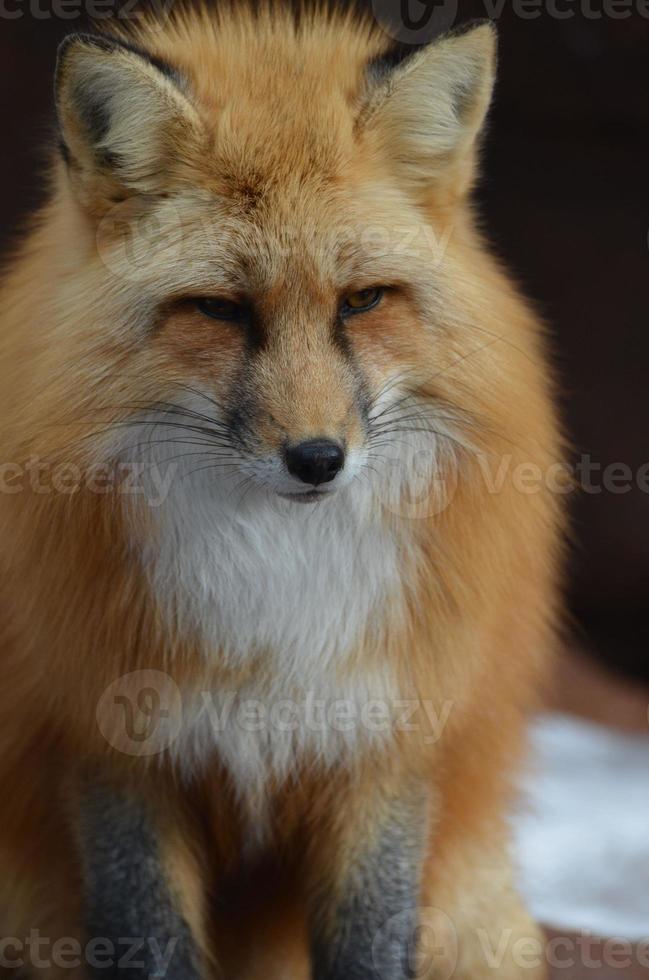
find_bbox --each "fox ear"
[362,23,497,205]
[55,33,202,210]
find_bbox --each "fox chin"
[0,4,563,979]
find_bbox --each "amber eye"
[195,297,245,322]
[341,287,383,316]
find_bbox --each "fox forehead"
[131,7,381,185]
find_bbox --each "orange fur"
[0,5,563,978]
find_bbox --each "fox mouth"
[277,489,334,504]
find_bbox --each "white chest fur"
[143,477,405,795]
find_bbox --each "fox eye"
[195,297,245,322]
[341,287,383,316]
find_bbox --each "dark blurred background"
[0,0,647,680]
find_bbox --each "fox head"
[14,8,514,519]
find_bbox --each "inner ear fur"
[55,32,203,210]
[360,22,497,206]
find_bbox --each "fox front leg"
[308,786,429,980]
[76,781,205,980]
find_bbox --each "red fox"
[0,4,563,978]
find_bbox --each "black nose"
[285,439,345,486]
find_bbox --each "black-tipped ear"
[55,33,201,207]
[360,22,497,204]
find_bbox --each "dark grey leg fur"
[78,784,201,980]
[311,794,428,980]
